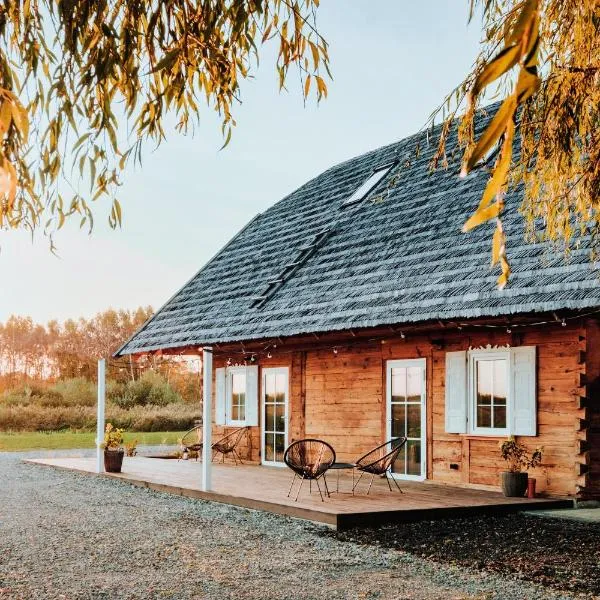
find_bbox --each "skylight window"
[343,164,394,206]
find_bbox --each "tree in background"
[0,307,154,384]
[0,1,327,238]
[0,1,597,285]
[435,0,599,286]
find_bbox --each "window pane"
[391,404,406,438]
[494,360,507,403]
[406,439,421,475]
[231,403,239,421]
[265,374,275,401]
[265,404,275,431]
[391,368,407,402]
[275,433,285,463]
[264,433,274,462]
[275,405,285,432]
[494,405,507,429]
[406,367,421,402]
[407,404,421,438]
[477,405,491,428]
[392,442,406,474]
[275,374,286,403]
[477,360,493,406]
[238,398,245,421]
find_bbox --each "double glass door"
[386,359,427,480]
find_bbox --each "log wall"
[207,318,598,498]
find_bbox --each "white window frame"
[468,349,510,436]
[226,366,248,426]
[261,367,289,467]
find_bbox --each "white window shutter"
[445,351,468,433]
[215,368,226,425]
[245,365,259,426]
[511,346,537,436]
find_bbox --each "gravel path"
[0,451,577,600]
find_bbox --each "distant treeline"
[0,307,154,386]
[0,308,201,433]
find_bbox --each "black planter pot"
[104,449,124,473]
[501,471,528,497]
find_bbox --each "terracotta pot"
[500,471,528,497]
[527,477,537,499]
[104,449,124,473]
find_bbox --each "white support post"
[202,347,213,491]
[96,358,106,473]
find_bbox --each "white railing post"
[96,358,106,473]
[202,347,213,491]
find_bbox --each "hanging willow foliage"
[0,0,328,238]
[433,0,600,288]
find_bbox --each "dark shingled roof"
[117,105,600,356]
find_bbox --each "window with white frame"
[215,365,259,427]
[470,351,508,434]
[445,346,537,437]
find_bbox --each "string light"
[333,347,338,355]
[267,352,272,359]
[506,327,512,334]
[400,331,406,339]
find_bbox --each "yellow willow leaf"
[476,118,516,211]
[491,222,504,266]
[113,199,122,226]
[262,23,273,43]
[315,75,327,98]
[304,74,311,97]
[471,44,521,97]
[462,96,516,175]
[0,100,11,137]
[309,40,319,70]
[150,48,181,74]
[505,0,539,46]
[497,254,511,289]
[463,201,502,232]
[515,65,541,104]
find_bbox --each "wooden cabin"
[117,107,600,500]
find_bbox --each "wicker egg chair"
[283,438,336,502]
[352,437,408,494]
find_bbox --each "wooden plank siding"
[206,318,600,498]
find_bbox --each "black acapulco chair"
[284,439,336,502]
[352,437,408,495]
[211,426,249,465]
[180,425,204,460]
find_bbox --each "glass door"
[386,359,427,480]
[262,367,288,466]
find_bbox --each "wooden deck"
[26,456,572,530]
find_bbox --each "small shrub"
[111,371,181,408]
[50,377,97,406]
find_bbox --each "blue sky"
[0,1,482,323]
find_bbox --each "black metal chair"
[283,439,336,502]
[212,427,249,465]
[180,426,248,464]
[180,425,204,460]
[352,437,408,494]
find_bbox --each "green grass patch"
[0,430,185,451]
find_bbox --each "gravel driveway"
[0,451,575,600]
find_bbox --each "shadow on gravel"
[320,513,600,596]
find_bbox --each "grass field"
[0,430,185,451]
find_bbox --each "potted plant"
[102,423,125,473]
[125,439,138,457]
[499,437,543,497]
